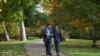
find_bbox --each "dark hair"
[55,24,59,27]
[47,24,51,27]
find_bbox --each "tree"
[0,0,40,41]
[2,22,10,41]
[24,8,51,37]
[42,0,100,47]
[61,0,100,48]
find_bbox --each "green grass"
[0,37,41,44]
[60,39,100,56]
[0,37,41,56]
[61,48,100,56]
[0,44,27,56]
[28,37,41,41]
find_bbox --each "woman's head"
[55,25,59,29]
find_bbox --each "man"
[41,24,53,56]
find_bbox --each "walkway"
[24,40,65,56]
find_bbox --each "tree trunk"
[91,33,97,48]
[2,22,10,41]
[91,39,97,48]
[20,21,27,41]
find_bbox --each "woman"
[53,25,62,56]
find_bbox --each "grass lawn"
[0,37,40,44]
[28,37,41,41]
[0,37,40,56]
[60,39,100,56]
[0,43,27,56]
[0,38,100,56]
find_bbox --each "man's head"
[47,24,51,28]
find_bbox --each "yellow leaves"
[0,23,3,34]
[4,0,6,3]
[42,3,53,10]
[0,9,2,12]
[70,19,91,30]
[52,2,62,8]
[1,0,7,3]
[42,1,62,11]
[40,0,63,15]
[0,0,6,3]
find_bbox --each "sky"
[35,4,45,13]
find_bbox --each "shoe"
[57,53,60,56]
[46,55,52,56]
[46,53,52,56]
[49,53,52,56]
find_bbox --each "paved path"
[24,40,65,56]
